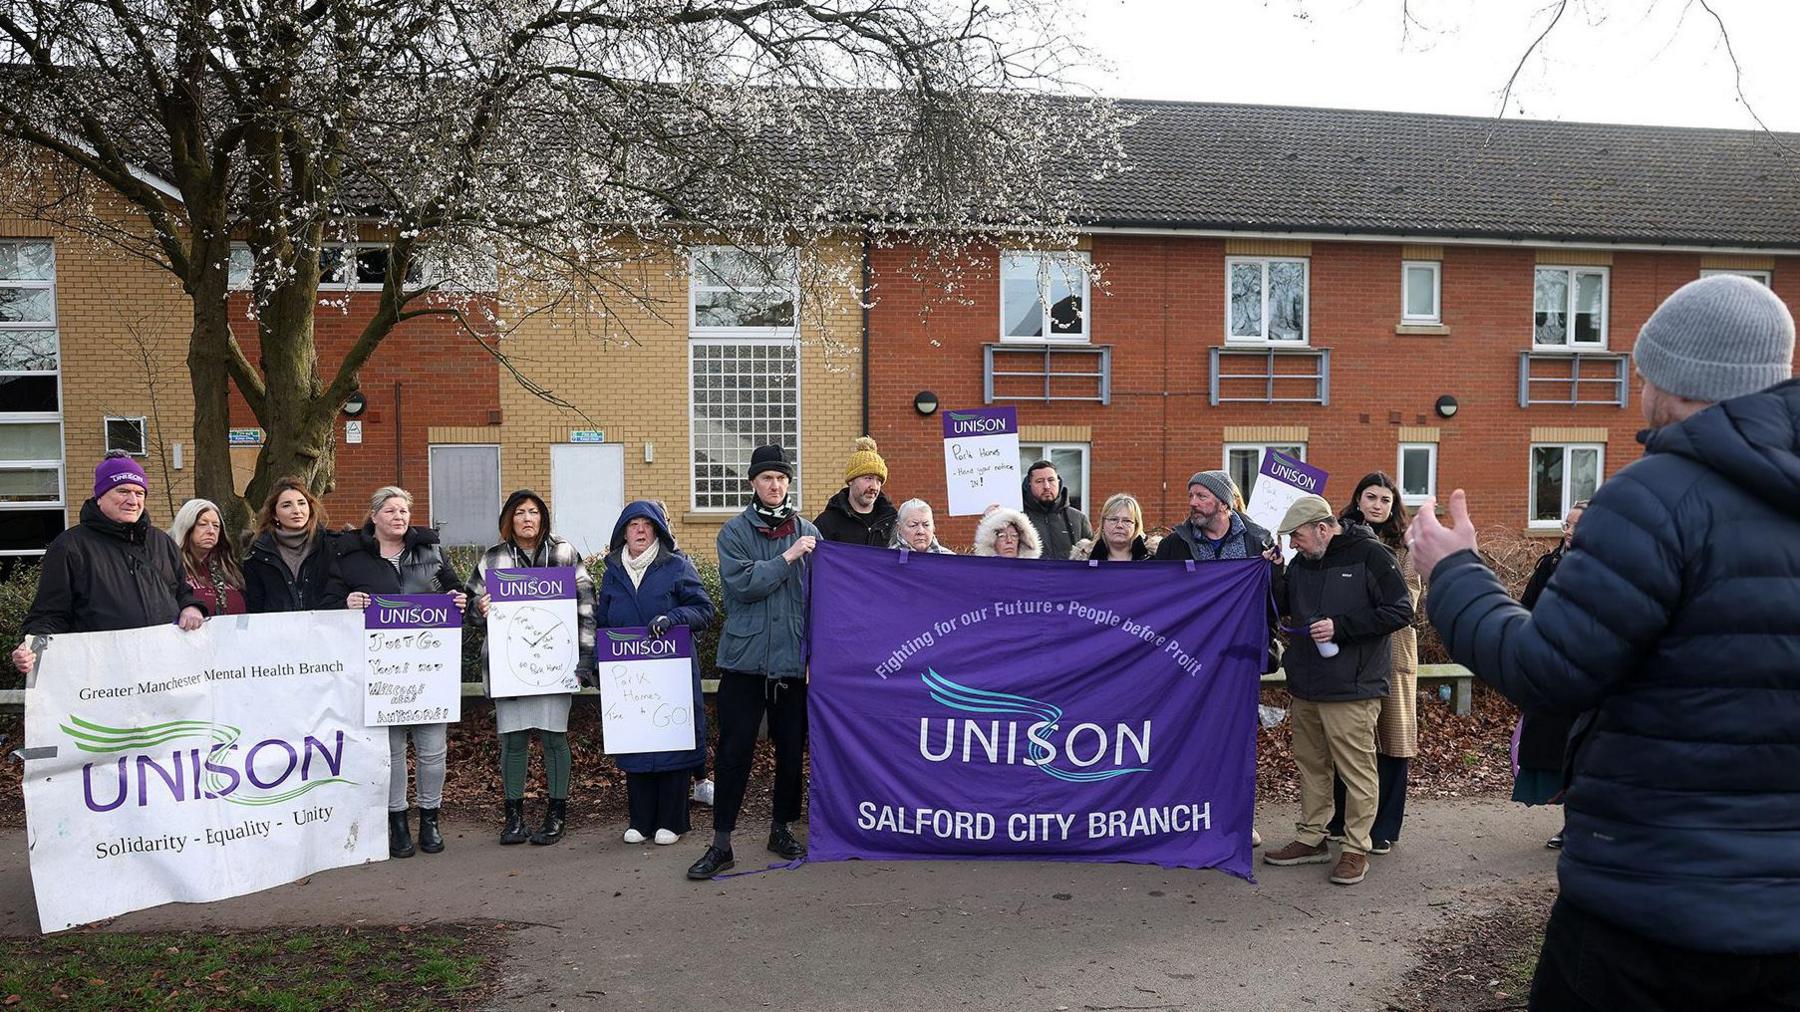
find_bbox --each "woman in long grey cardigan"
[468,490,596,847]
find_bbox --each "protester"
[1262,494,1413,887]
[1077,493,1156,561]
[170,498,246,616]
[1408,275,1799,1009]
[1019,460,1092,560]
[1154,470,1276,561]
[1325,473,1421,855]
[242,477,337,613]
[1512,499,1589,850]
[971,506,1042,559]
[468,490,595,847]
[689,445,820,880]
[888,498,955,554]
[598,500,716,847]
[13,453,206,674]
[327,486,467,859]
[814,436,898,546]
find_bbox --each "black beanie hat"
[499,488,551,539]
[747,444,794,480]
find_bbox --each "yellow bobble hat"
[843,436,889,483]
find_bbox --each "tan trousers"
[1290,697,1382,855]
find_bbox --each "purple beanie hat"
[94,454,148,498]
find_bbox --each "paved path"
[0,800,1560,1011]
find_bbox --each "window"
[105,417,147,456]
[1397,443,1437,506]
[1226,257,1308,344]
[1001,252,1089,342]
[689,340,801,511]
[1700,268,1772,286]
[1530,444,1603,527]
[1533,266,1608,349]
[689,247,798,333]
[1224,443,1306,503]
[1402,261,1441,323]
[1017,443,1089,514]
[228,242,431,291]
[0,240,64,555]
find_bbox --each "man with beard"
[1154,469,1278,562]
[1020,460,1092,560]
[813,436,897,546]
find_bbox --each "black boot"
[388,810,415,859]
[500,800,528,845]
[530,798,566,846]
[417,807,445,854]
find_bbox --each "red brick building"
[862,104,1800,547]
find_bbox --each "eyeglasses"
[1102,516,1135,526]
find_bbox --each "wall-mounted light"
[913,390,940,416]
[342,390,368,417]
[1434,394,1459,419]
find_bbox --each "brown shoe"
[1263,840,1331,866]
[1329,851,1368,885]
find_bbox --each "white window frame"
[1700,267,1772,286]
[686,337,804,513]
[1401,260,1442,324]
[688,246,800,338]
[1224,256,1310,345]
[228,241,440,292]
[1532,265,1610,351]
[1017,442,1091,514]
[0,239,67,555]
[104,416,149,457]
[1396,442,1438,506]
[1222,442,1307,502]
[1528,442,1605,529]
[999,251,1091,344]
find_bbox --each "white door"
[551,443,625,559]
[427,444,501,547]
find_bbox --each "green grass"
[0,923,502,1011]
[1500,929,1544,997]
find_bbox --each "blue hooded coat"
[597,501,717,774]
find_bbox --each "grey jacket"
[715,506,820,679]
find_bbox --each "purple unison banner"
[808,542,1269,878]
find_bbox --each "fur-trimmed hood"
[971,507,1043,559]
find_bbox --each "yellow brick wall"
[492,233,864,558]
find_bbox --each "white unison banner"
[21,611,390,932]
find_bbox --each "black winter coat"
[1019,478,1092,561]
[1425,378,1800,956]
[813,489,898,546]
[323,523,462,604]
[1273,523,1414,701]
[24,500,207,635]
[1154,512,1276,561]
[1514,545,1577,771]
[242,530,336,613]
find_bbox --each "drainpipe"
[860,227,872,437]
[393,380,404,485]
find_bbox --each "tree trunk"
[187,263,250,538]
[240,252,337,520]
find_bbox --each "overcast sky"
[1067,0,1798,131]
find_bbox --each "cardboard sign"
[363,593,462,726]
[596,626,696,754]
[1244,450,1329,561]
[942,406,1022,517]
[485,567,581,697]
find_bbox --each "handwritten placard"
[596,626,696,754]
[1245,450,1329,562]
[363,593,463,726]
[485,567,581,697]
[942,406,1022,516]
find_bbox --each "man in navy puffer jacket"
[1410,275,1799,1011]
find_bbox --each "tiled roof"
[1080,100,1800,247]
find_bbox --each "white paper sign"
[942,406,1023,516]
[22,611,390,932]
[363,594,463,726]
[485,567,581,697]
[596,627,697,754]
[1244,450,1330,561]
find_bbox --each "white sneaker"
[623,828,646,844]
[691,779,715,806]
[1251,828,1263,848]
[654,829,680,846]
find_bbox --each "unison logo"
[493,570,566,598]
[373,595,451,626]
[916,669,1152,782]
[603,629,678,657]
[63,715,354,813]
[945,411,1009,436]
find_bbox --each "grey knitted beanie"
[1632,275,1794,403]
[1187,469,1237,507]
